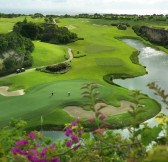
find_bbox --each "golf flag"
[41,115,43,124]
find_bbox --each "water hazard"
[114,39,168,125]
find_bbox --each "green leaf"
[82,132,90,140]
[141,126,162,146]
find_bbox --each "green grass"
[85,45,115,54]
[0,16,44,33]
[32,41,67,67]
[0,17,162,129]
[0,79,160,128]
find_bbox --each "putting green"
[0,79,160,129]
[0,80,118,127]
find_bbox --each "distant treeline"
[75,13,168,21]
[0,13,25,18]
[1,12,168,21]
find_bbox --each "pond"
[114,39,168,117]
[114,38,168,138]
[41,131,66,141]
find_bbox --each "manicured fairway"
[0,17,162,129]
[32,41,67,67]
[0,16,44,33]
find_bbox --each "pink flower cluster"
[89,111,106,124]
[11,132,60,162]
[97,111,107,121]
[64,118,83,150]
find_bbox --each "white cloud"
[0,0,168,14]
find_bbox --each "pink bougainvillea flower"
[97,111,102,115]
[78,130,83,137]
[35,144,39,148]
[42,147,48,153]
[73,145,80,151]
[16,139,28,146]
[50,144,56,149]
[66,140,72,147]
[71,121,77,126]
[39,151,46,158]
[71,135,78,142]
[52,158,60,162]
[28,132,36,139]
[29,149,37,156]
[27,155,41,162]
[11,147,21,155]
[88,118,95,124]
[100,115,106,121]
[76,117,80,123]
[64,128,72,136]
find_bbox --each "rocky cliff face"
[140,26,168,44]
[133,25,168,48]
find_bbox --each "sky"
[0,0,168,15]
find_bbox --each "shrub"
[46,63,68,72]
[117,24,127,30]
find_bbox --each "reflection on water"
[41,131,66,141]
[114,39,168,117]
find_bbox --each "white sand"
[0,86,25,96]
[64,101,135,119]
[64,25,76,29]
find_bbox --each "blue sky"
[0,0,168,15]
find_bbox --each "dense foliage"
[13,20,78,44]
[0,13,23,18]
[46,63,68,72]
[31,13,44,18]
[117,24,127,30]
[0,32,34,76]
[111,23,130,30]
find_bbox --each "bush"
[46,63,67,72]
[117,24,127,30]
[37,63,71,74]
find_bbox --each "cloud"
[0,0,168,14]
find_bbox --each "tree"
[20,22,40,40]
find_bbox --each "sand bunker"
[93,24,101,26]
[0,86,25,96]
[64,101,135,119]
[65,25,76,29]
[81,20,90,23]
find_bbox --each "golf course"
[0,16,163,130]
